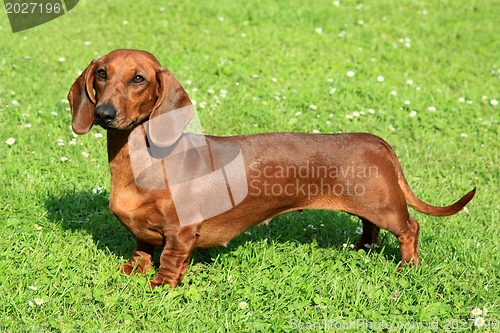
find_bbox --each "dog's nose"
[94,105,117,125]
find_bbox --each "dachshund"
[68,49,475,289]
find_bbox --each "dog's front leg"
[120,240,155,275]
[150,224,200,289]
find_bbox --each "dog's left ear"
[148,68,193,147]
[67,60,98,135]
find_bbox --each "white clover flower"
[199,102,207,109]
[274,96,281,101]
[346,114,353,119]
[367,109,375,114]
[377,76,384,82]
[5,138,15,145]
[338,31,346,38]
[312,129,320,133]
[271,77,278,82]
[409,110,417,117]
[122,20,129,25]
[84,41,91,46]
[406,79,413,85]
[81,152,90,158]
[490,99,498,106]
[356,3,363,10]
[28,286,38,291]
[357,20,364,26]
[159,7,165,12]
[58,57,66,62]
[241,33,246,38]
[404,100,411,105]
[25,124,32,128]
[346,70,355,77]
[471,308,482,317]
[218,16,224,22]
[327,78,334,83]
[473,317,485,328]
[51,111,58,116]
[352,111,360,117]
[57,139,64,146]
[390,90,397,96]
[310,104,317,110]
[94,133,103,138]
[208,88,215,94]
[315,27,323,34]
[458,97,465,103]
[333,0,340,6]
[294,112,302,117]
[329,88,337,94]
[12,100,20,106]
[461,133,468,138]
[427,106,436,112]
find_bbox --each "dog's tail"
[381,138,476,217]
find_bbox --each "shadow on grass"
[44,189,401,267]
[45,189,135,259]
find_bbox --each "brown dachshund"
[68,49,475,289]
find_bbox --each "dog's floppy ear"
[67,60,98,135]
[148,68,193,147]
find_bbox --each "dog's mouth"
[94,117,143,131]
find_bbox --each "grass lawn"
[0,0,499,331]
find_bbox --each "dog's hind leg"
[354,218,380,251]
[352,209,420,267]
[393,216,420,266]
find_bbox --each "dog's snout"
[94,105,117,125]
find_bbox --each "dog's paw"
[150,276,177,290]
[118,257,152,275]
[118,262,135,275]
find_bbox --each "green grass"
[0,0,499,331]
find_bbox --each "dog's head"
[68,49,193,147]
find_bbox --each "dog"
[68,49,475,289]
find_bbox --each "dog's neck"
[106,130,135,192]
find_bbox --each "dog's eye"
[132,75,145,84]
[96,69,107,81]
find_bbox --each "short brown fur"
[68,49,475,289]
